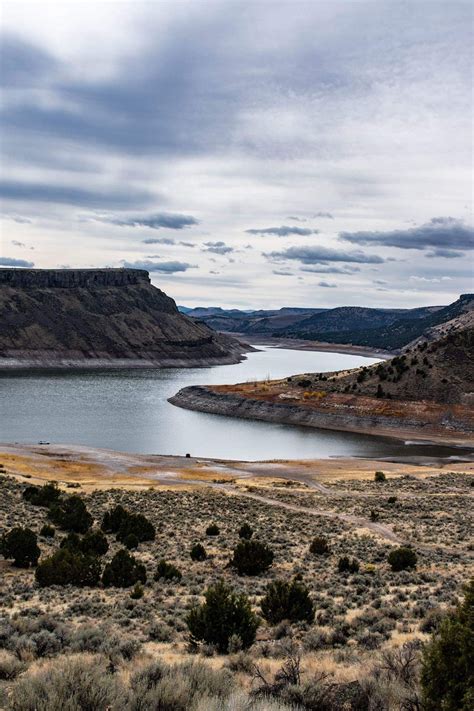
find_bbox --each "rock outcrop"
[0,268,249,369]
[169,383,474,445]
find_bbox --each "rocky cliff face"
[0,268,248,368]
[0,268,153,289]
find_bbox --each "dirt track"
[1,442,473,548]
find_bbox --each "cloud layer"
[340,218,473,253]
[246,226,318,237]
[265,246,384,265]
[0,2,472,308]
[121,260,196,273]
[95,213,199,230]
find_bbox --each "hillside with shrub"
[282,294,473,351]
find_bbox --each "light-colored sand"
[1,442,472,493]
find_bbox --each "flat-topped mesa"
[0,267,151,289]
[0,267,249,368]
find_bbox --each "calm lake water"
[0,346,471,461]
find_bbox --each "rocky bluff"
[0,268,248,368]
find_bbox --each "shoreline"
[0,339,382,371]
[1,442,473,493]
[225,333,393,359]
[0,351,252,372]
[169,385,474,448]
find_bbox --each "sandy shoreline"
[1,442,473,494]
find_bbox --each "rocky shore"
[169,385,474,446]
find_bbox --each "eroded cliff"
[0,268,249,368]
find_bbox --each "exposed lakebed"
[1,346,472,460]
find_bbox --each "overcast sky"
[1,0,472,308]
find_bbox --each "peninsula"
[170,323,474,445]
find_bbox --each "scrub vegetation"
[0,467,472,710]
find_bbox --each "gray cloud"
[300,265,360,274]
[0,257,34,267]
[425,248,464,259]
[142,237,175,245]
[0,180,153,209]
[121,260,196,273]
[98,213,198,230]
[12,240,34,250]
[340,217,474,252]
[318,281,337,288]
[265,246,383,265]
[273,269,294,276]
[246,226,318,237]
[313,212,334,219]
[202,241,234,255]
[0,34,57,87]
[5,215,32,224]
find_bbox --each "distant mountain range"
[180,294,474,351]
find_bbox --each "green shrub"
[261,578,314,624]
[22,482,60,507]
[60,532,82,551]
[35,548,101,587]
[101,504,128,533]
[48,495,93,533]
[238,523,253,540]
[60,530,108,557]
[130,583,145,599]
[309,536,329,556]
[421,580,474,711]
[387,496,397,504]
[338,556,360,573]
[190,543,207,561]
[187,580,259,652]
[0,527,40,568]
[388,547,417,571]
[39,524,55,538]
[375,471,386,482]
[154,559,182,581]
[116,513,155,543]
[297,379,312,388]
[81,529,109,556]
[206,523,220,536]
[102,549,147,588]
[124,533,139,550]
[101,505,154,542]
[230,539,274,575]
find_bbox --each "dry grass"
[1,449,472,708]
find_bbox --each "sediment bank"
[169,385,474,446]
